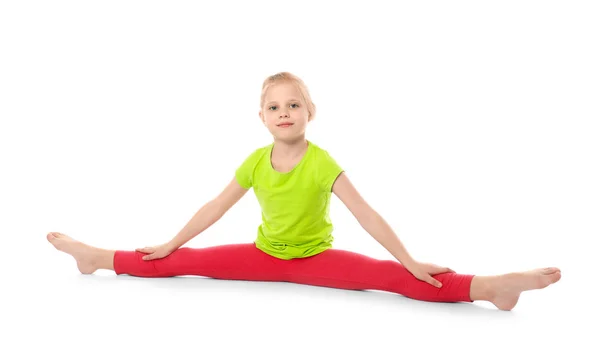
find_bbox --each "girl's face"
[259,82,310,140]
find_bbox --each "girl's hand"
[404,260,456,288]
[136,242,176,261]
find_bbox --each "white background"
[2,1,598,349]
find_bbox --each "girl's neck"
[272,137,308,159]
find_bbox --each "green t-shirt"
[235,139,344,260]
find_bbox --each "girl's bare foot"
[46,232,110,274]
[488,267,562,311]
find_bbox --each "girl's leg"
[47,233,561,310]
[46,232,287,282]
[112,243,286,281]
[279,248,474,303]
[278,248,561,310]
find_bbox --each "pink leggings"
[114,243,474,303]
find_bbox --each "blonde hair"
[260,72,316,121]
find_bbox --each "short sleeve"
[235,148,262,189]
[317,150,344,192]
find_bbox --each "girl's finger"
[433,266,454,274]
[428,276,443,288]
[142,254,155,260]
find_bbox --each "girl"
[47,72,561,311]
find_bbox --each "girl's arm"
[331,172,414,264]
[168,177,249,249]
[332,172,453,288]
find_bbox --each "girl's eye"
[269,103,299,111]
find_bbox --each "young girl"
[47,71,561,311]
